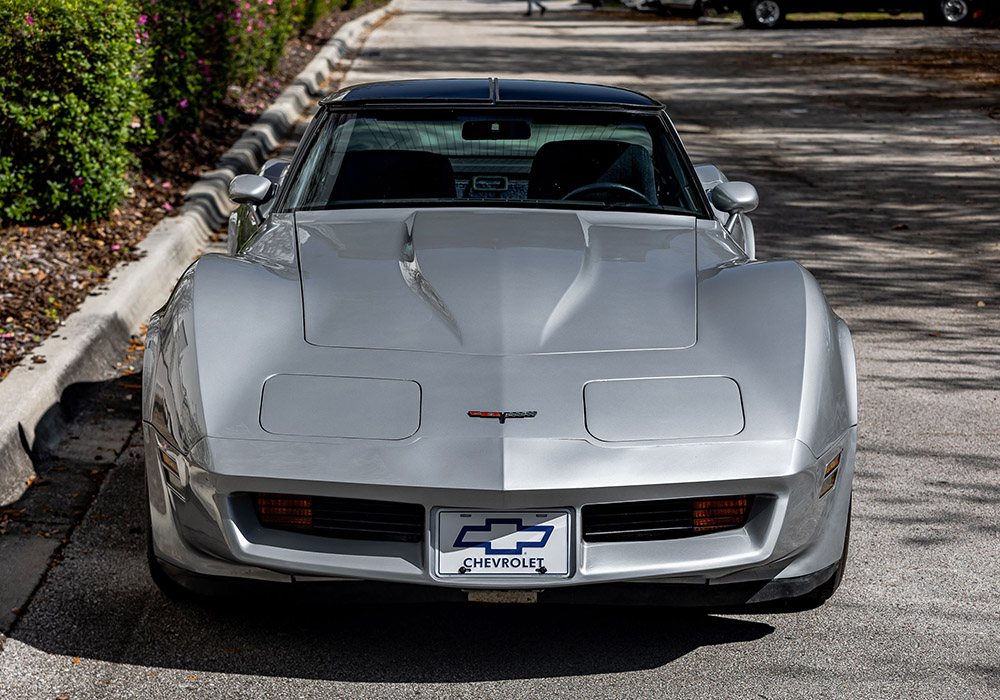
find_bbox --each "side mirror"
[228,174,273,205]
[710,181,758,260]
[710,181,758,215]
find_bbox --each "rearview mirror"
[228,174,273,205]
[462,120,531,140]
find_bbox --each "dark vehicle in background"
[647,0,983,28]
[734,0,982,28]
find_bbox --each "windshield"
[282,108,706,216]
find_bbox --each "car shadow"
[16,590,776,682]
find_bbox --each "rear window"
[282,108,706,216]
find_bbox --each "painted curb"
[0,3,396,506]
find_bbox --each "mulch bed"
[0,0,386,380]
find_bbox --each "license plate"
[436,510,571,577]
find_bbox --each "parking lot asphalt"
[1,1,998,698]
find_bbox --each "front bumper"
[146,424,855,602]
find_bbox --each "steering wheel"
[561,182,654,205]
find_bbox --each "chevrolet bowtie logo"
[467,410,537,424]
[454,518,553,554]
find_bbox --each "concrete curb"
[0,2,396,506]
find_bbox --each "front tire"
[742,0,784,28]
[924,0,973,24]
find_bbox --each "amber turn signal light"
[255,493,313,528]
[692,496,751,533]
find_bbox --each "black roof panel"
[323,78,661,108]
[496,79,659,107]
[325,79,493,103]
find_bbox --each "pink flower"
[163,202,173,211]
[155,113,165,125]
[138,14,147,24]
[178,98,188,108]
[190,133,198,140]
[153,14,160,21]
[1,333,15,339]
[70,176,84,192]
[112,244,121,250]
[130,117,141,128]
[162,181,172,188]
[25,14,35,26]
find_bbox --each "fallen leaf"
[977,301,986,307]
[891,223,909,230]
[71,657,81,664]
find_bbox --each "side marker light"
[825,453,841,477]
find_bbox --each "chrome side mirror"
[711,181,758,260]
[228,174,273,205]
[710,181,758,216]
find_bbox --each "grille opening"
[582,495,753,543]
[253,493,425,543]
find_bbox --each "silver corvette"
[143,78,856,609]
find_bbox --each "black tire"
[742,0,784,28]
[923,0,973,24]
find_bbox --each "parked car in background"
[638,0,983,27]
[628,0,707,17]
[725,0,984,28]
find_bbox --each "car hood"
[295,209,698,355]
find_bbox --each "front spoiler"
[156,557,842,612]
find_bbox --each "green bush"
[135,0,296,137]
[0,0,150,222]
[294,0,337,30]
[0,0,351,223]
